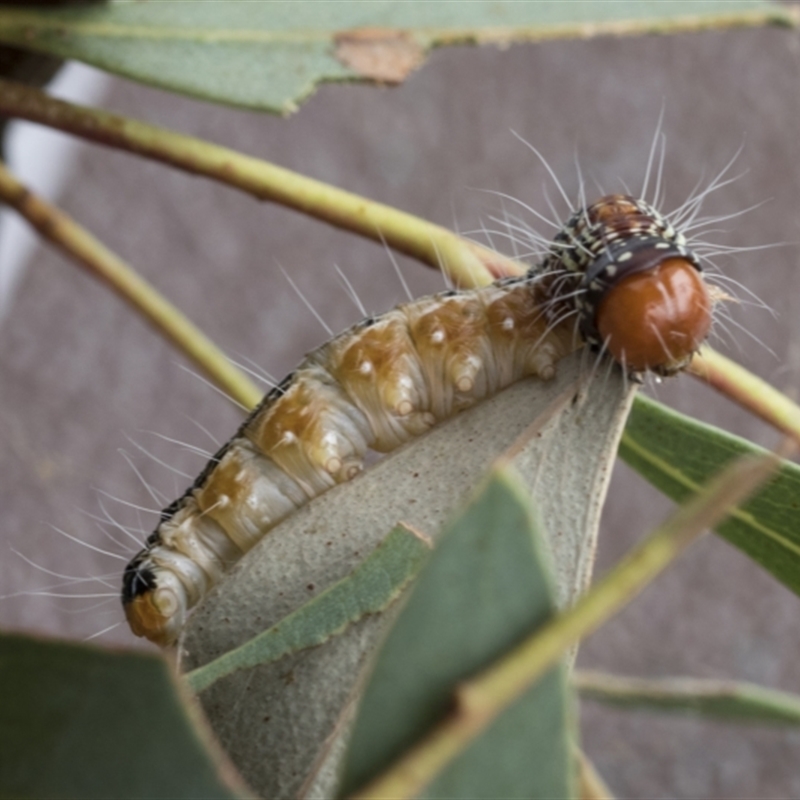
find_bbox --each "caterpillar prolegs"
[122,193,713,645]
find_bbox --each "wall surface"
[1,22,799,798]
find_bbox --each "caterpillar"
[122,192,713,646]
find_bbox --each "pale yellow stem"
[0,161,262,411]
[0,78,524,288]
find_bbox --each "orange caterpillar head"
[541,193,713,375]
[595,256,711,373]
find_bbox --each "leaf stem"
[0,160,262,410]
[688,346,800,445]
[575,670,800,725]
[0,78,523,288]
[349,451,780,800]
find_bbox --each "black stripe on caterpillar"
[122,193,713,645]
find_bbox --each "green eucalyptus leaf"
[620,395,800,595]
[338,466,574,800]
[0,632,250,800]
[179,353,635,799]
[184,523,431,694]
[0,1,785,113]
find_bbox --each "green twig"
[349,450,781,800]
[0,160,262,411]
[575,670,800,725]
[0,78,523,288]
[5,81,800,446]
[688,346,800,445]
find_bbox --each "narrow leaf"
[620,395,800,595]
[0,1,787,113]
[0,632,250,800]
[576,670,800,725]
[185,524,431,694]
[339,466,573,800]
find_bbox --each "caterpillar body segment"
[123,277,577,645]
[313,309,436,451]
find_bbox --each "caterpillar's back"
[122,193,712,645]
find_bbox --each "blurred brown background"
[2,21,800,798]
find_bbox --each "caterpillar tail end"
[121,557,185,647]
